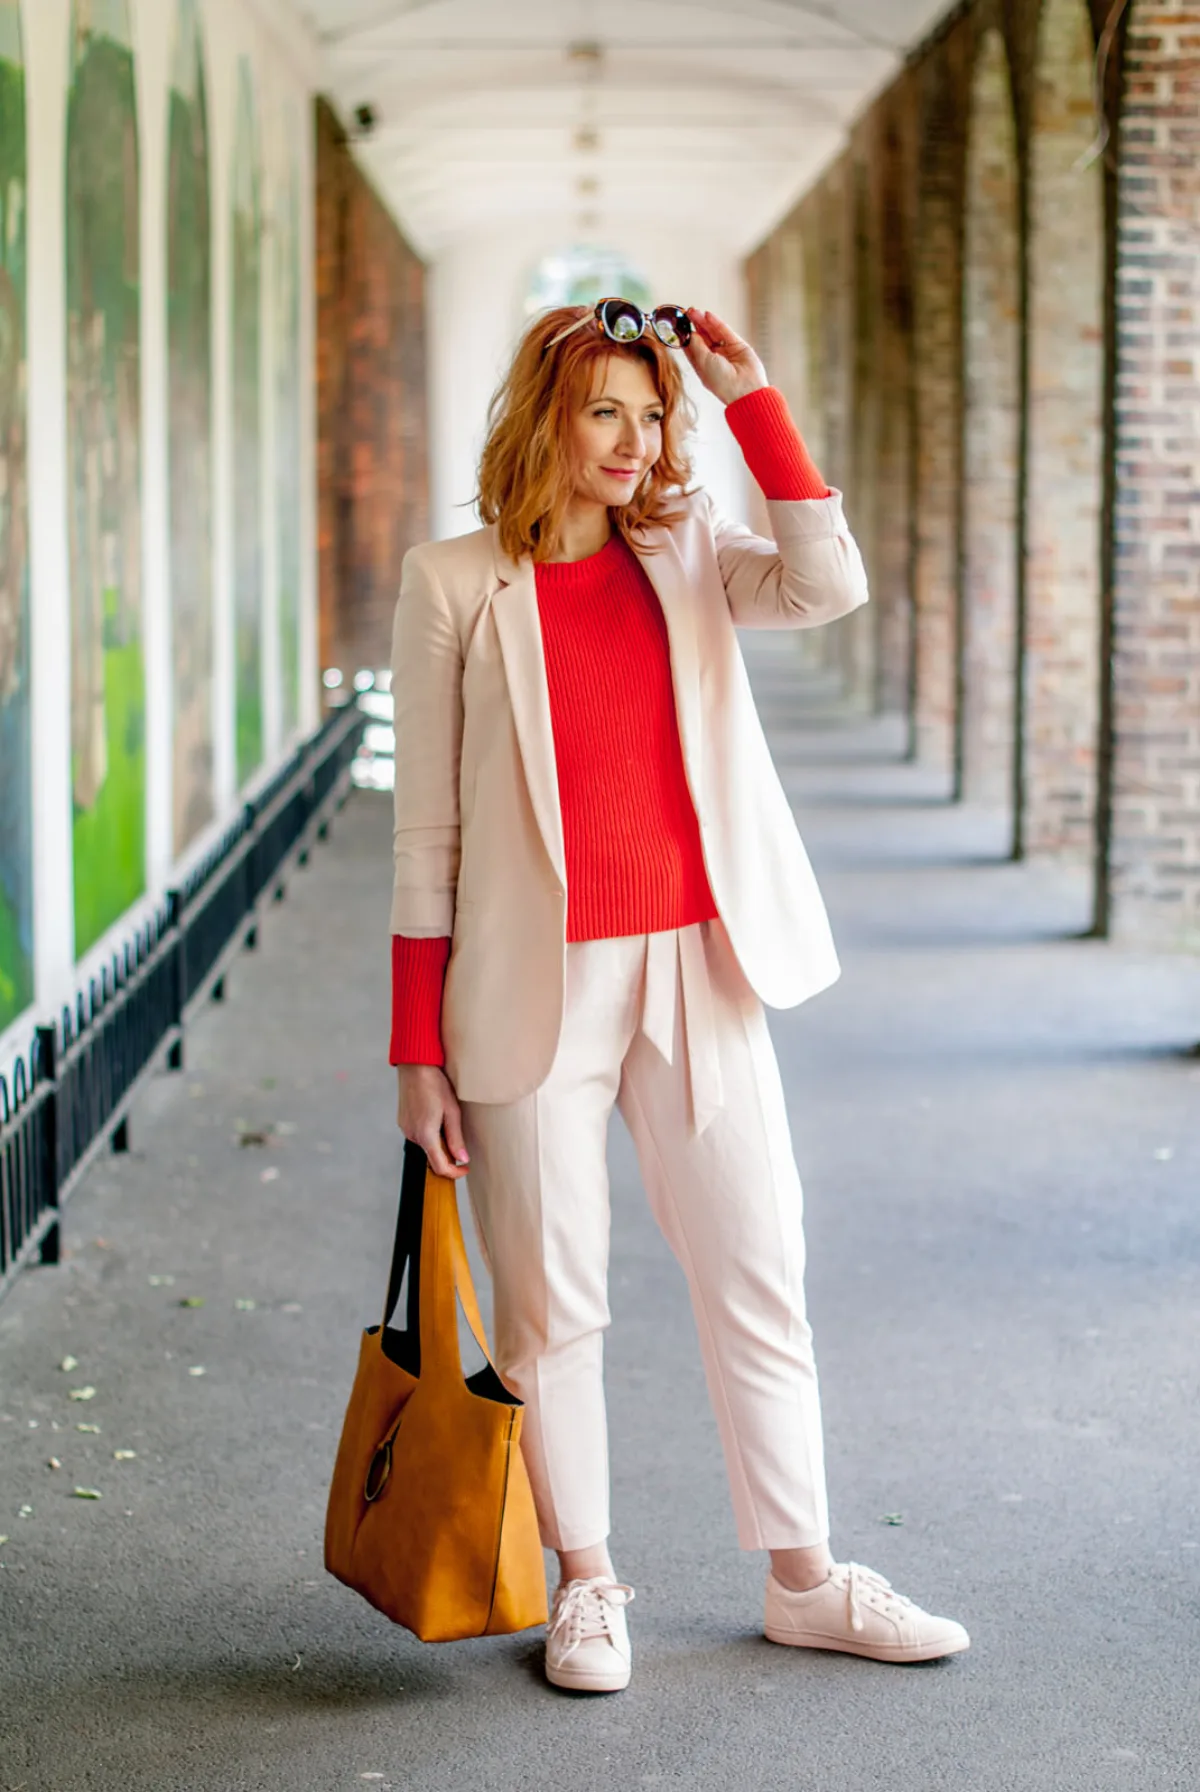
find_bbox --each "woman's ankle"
[556,1544,615,1586]
[769,1543,834,1593]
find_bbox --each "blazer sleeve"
[707,489,870,631]
[389,545,464,937]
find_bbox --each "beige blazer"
[390,487,869,1103]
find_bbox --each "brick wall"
[744,0,1200,951]
[1109,0,1200,947]
[315,98,429,682]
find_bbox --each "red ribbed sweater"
[389,385,829,1067]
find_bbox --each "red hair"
[477,305,696,563]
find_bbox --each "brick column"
[912,47,968,773]
[850,156,882,697]
[1022,0,1105,857]
[822,163,875,708]
[869,97,916,720]
[962,26,1021,812]
[1107,0,1200,947]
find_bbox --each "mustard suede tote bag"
[324,1143,547,1642]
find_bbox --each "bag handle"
[382,1138,428,1334]
[384,1142,492,1378]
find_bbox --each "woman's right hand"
[396,1064,470,1180]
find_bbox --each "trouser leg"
[460,935,641,1553]
[618,925,830,1550]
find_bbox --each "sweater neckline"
[536,531,629,582]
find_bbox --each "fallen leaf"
[147,1275,175,1287]
[260,1167,280,1183]
[0,1534,8,1545]
[72,1487,103,1501]
[178,1297,205,1308]
[68,1387,96,1402]
[18,1505,33,1517]
[237,1129,270,1148]
[76,1423,101,1434]
[113,1450,137,1462]
[187,1366,206,1377]
[261,1078,277,1091]
[46,1458,61,1471]
[879,1513,904,1526]
[60,1355,79,1373]
[234,1299,257,1311]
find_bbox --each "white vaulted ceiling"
[292,0,957,256]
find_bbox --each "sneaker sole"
[764,1625,970,1664]
[545,1660,632,1693]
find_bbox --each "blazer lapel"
[633,526,704,802]
[490,535,568,889]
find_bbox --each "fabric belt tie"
[640,925,724,1137]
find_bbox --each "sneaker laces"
[548,1578,635,1659]
[841,1562,916,1635]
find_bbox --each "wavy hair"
[477,305,696,563]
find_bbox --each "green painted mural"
[276,115,302,739]
[0,2,30,1031]
[66,0,144,959]
[168,0,213,852]
[232,57,262,785]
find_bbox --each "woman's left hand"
[683,308,769,407]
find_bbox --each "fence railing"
[0,704,365,1307]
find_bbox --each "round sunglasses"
[545,297,694,353]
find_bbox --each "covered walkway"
[2,648,1197,1791]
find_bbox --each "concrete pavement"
[2,638,1199,1792]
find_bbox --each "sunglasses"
[545,297,694,352]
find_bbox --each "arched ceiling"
[294,0,955,256]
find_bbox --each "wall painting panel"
[66,0,144,959]
[0,1,29,1029]
[276,113,302,738]
[232,58,262,785]
[168,0,213,851]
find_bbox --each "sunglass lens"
[600,299,645,343]
[652,306,691,348]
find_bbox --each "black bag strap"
[382,1140,428,1336]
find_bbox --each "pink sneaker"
[545,1576,635,1692]
[765,1562,970,1663]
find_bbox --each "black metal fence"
[0,704,365,1306]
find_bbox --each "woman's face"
[568,354,664,508]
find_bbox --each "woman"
[389,298,969,1692]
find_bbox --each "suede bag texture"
[324,1144,547,1642]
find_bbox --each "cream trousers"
[461,921,830,1554]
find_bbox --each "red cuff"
[389,934,450,1067]
[725,386,831,501]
